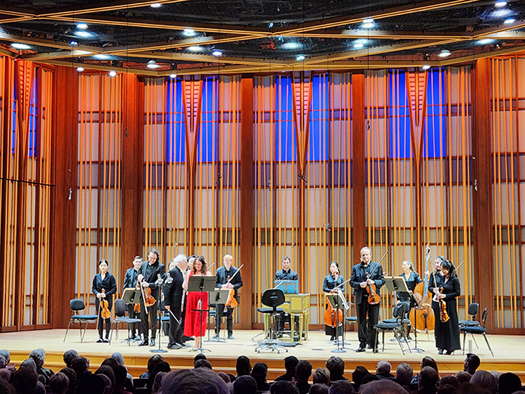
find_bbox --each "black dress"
[92,273,117,339]
[428,274,461,352]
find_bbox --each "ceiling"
[0,0,524,75]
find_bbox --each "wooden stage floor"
[3,329,525,379]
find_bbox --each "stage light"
[504,18,516,24]
[169,73,177,79]
[93,54,111,60]
[296,54,305,61]
[69,40,79,46]
[212,50,223,57]
[147,60,160,69]
[187,45,204,52]
[183,28,196,37]
[76,50,92,55]
[150,3,162,7]
[353,41,364,49]
[362,18,375,29]
[76,66,85,72]
[421,65,431,70]
[492,8,511,17]
[108,70,117,77]
[438,49,451,58]
[494,1,507,7]
[74,30,94,38]
[477,38,496,45]
[282,41,302,50]
[11,43,31,50]
[76,23,88,30]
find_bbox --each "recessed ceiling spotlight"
[282,41,302,50]
[187,45,204,52]
[76,23,88,30]
[74,30,94,38]
[421,64,431,70]
[69,40,79,46]
[183,28,196,37]
[492,8,512,17]
[503,17,516,24]
[353,41,365,49]
[93,54,111,60]
[362,18,375,29]
[438,49,451,58]
[477,38,496,45]
[212,50,223,56]
[494,1,507,7]
[108,70,117,77]
[169,73,177,79]
[76,66,85,72]
[354,38,368,44]
[268,22,274,28]
[150,2,162,7]
[11,43,31,50]
[296,54,305,61]
[147,60,160,69]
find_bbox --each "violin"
[410,246,435,331]
[366,273,381,305]
[434,286,450,323]
[100,289,111,319]
[138,277,156,308]
[224,264,243,308]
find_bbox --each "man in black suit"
[215,254,242,339]
[275,256,298,281]
[138,249,165,346]
[350,246,384,352]
[163,254,188,349]
[122,256,143,340]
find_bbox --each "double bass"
[409,246,435,331]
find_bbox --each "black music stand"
[207,290,229,343]
[327,293,346,353]
[122,288,142,342]
[188,275,216,353]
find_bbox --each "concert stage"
[4,329,525,381]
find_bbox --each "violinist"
[92,259,117,343]
[323,261,345,341]
[123,256,143,340]
[428,258,461,355]
[137,249,165,347]
[163,255,188,349]
[350,247,384,353]
[275,256,298,281]
[215,254,243,340]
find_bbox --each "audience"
[310,383,329,394]
[329,380,356,394]
[418,366,440,394]
[251,362,270,393]
[275,356,298,382]
[271,380,299,394]
[395,363,414,391]
[236,355,252,377]
[360,380,408,394]
[29,349,54,385]
[470,370,498,394]
[48,372,69,394]
[233,375,257,394]
[326,356,346,382]
[313,367,330,386]
[351,366,370,391]
[62,350,78,369]
[295,360,313,394]
[376,360,395,380]
[464,353,481,375]
[499,372,522,394]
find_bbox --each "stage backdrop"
[1,56,525,331]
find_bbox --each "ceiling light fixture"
[147,60,160,69]
[183,28,196,37]
[69,40,79,46]
[438,49,451,58]
[353,42,364,49]
[362,18,375,29]
[11,43,31,50]
[296,54,305,61]
[422,64,431,70]
[503,17,516,24]
[76,66,85,72]
[187,45,204,52]
[150,3,162,7]
[74,30,94,38]
[212,50,223,57]
[494,1,507,7]
[108,70,117,77]
[492,8,511,17]
[477,38,496,45]
[282,41,302,50]
[76,23,88,30]
[93,54,111,60]
[169,73,177,79]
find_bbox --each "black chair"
[255,288,286,353]
[63,298,98,343]
[374,301,412,355]
[461,307,494,357]
[459,302,480,328]
[111,299,142,345]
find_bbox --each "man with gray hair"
[163,254,188,349]
[29,348,54,384]
[375,361,394,380]
[395,363,414,390]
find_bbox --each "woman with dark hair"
[323,261,345,341]
[184,256,211,351]
[428,258,461,355]
[92,259,117,343]
[236,356,252,377]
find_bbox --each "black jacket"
[123,267,140,289]
[216,266,243,300]
[163,266,185,310]
[350,261,385,304]
[92,273,117,301]
[139,261,166,298]
[275,269,298,281]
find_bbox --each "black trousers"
[126,304,139,337]
[357,299,380,348]
[168,302,183,346]
[215,304,233,335]
[140,301,159,340]
[96,298,112,339]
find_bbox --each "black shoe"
[372,348,379,353]
[438,349,444,355]
[212,334,220,340]
[168,343,182,350]
[150,338,156,347]
[97,338,104,343]
[103,338,109,343]
[176,342,188,348]
[330,335,335,341]
[138,340,149,346]
[356,346,366,352]
[445,350,453,355]
[227,334,234,340]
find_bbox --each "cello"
[323,274,345,329]
[409,246,435,331]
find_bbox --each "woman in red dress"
[183,255,211,350]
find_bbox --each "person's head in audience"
[12,360,38,394]
[375,361,393,378]
[59,368,77,394]
[114,365,129,391]
[464,353,481,375]
[498,372,522,394]
[295,360,313,383]
[360,380,408,394]
[0,350,10,366]
[71,357,89,376]
[421,356,439,375]
[352,366,370,389]
[271,380,300,394]
[78,373,107,394]
[470,370,498,394]
[310,383,329,394]
[152,371,167,394]
[251,362,269,389]
[147,355,164,374]
[436,376,458,394]
[95,365,115,391]
[284,356,299,378]
[62,350,78,369]
[101,357,119,373]
[328,380,356,394]
[395,363,413,387]
[236,355,251,376]
[193,353,207,367]
[111,352,125,367]
[456,371,471,385]
[195,359,212,369]
[326,356,345,381]
[0,355,6,369]
[217,372,230,384]
[313,368,330,385]
[29,349,46,369]
[233,375,257,394]
[161,368,229,394]
[418,366,439,394]
[48,372,69,394]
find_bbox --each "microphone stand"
[151,275,168,354]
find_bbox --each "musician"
[428,257,461,355]
[123,256,143,340]
[92,259,117,343]
[215,254,243,340]
[137,249,165,347]
[163,254,188,350]
[275,256,298,281]
[398,260,422,305]
[323,261,345,341]
[350,247,384,352]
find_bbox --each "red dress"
[184,273,209,337]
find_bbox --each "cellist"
[350,247,384,353]
[398,260,422,338]
[323,261,345,341]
